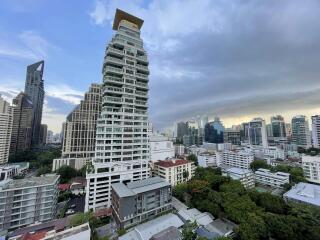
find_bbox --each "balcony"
[136,82,148,89]
[104,87,123,94]
[135,90,147,97]
[105,76,124,84]
[136,55,148,62]
[105,56,124,65]
[107,47,124,56]
[136,72,148,80]
[136,64,149,73]
[105,66,123,75]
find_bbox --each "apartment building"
[291,115,311,148]
[150,135,174,162]
[302,155,320,184]
[254,168,290,188]
[312,115,320,148]
[152,159,195,186]
[86,9,150,211]
[222,167,255,189]
[111,177,172,229]
[220,150,254,169]
[197,152,220,168]
[0,174,59,231]
[0,96,13,164]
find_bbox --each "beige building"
[0,96,13,164]
[152,159,195,186]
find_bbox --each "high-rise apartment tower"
[0,96,13,164]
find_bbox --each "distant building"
[302,155,320,184]
[291,115,311,148]
[0,174,59,231]
[204,117,225,144]
[270,115,286,139]
[223,128,241,145]
[197,152,220,168]
[152,159,195,186]
[46,130,54,144]
[0,162,29,181]
[222,167,255,189]
[176,122,188,140]
[52,157,92,171]
[39,124,47,145]
[24,61,45,146]
[174,144,185,156]
[150,135,174,162]
[10,92,33,155]
[254,168,290,188]
[248,118,268,147]
[220,150,254,169]
[111,177,172,229]
[0,96,13,164]
[283,182,320,207]
[311,115,320,148]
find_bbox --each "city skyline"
[1,0,320,133]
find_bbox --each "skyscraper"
[39,124,47,145]
[85,9,150,211]
[24,61,45,146]
[291,115,311,148]
[10,92,34,155]
[62,83,102,158]
[204,117,225,144]
[0,96,13,164]
[248,118,268,147]
[270,115,286,139]
[311,115,320,148]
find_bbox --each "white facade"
[152,159,195,186]
[52,157,92,171]
[197,152,220,168]
[0,174,59,231]
[217,143,232,151]
[43,223,91,240]
[220,150,254,169]
[254,168,290,188]
[246,145,285,161]
[302,155,320,184]
[175,144,185,156]
[150,135,174,162]
[312,115,320,148]
[222,167,255,189]
[248,118,268,148]
[0,96,13,164]
[86,10,150,211]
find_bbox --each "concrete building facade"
[150,135,174,162]
[0,96,13,164]
[311,115,320,148]
[220,150,254,169]
[254,168,290,188]
[302,155,320,184]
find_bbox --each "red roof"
[58,183,70,191]
[94,208,112,217]
[154,159,191,168]
[21,231,47,240]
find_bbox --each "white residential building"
[150,135,174,162]
[302,155,320,184]
[311,115,320,148]
[197,152,220,168]
[0,174,59,231]
[152,159,195,186]
[220,150,254,169]
[222,167,255,189]
[254,168,290,188]
[85,10,150,211]
[175,144,185,156]
[283,182,320,207]
[0,96,13,164]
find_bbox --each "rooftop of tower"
[112,8,144,30]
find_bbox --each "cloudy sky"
[1,0,320,133]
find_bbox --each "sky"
[1,0,320,133]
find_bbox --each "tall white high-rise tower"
[85,9,150,211]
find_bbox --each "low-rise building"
[220,150,254,169]
[254,168,290,188]
[283,182,320,207]
[301,155,320,184]
[197,152,220,168]
[150,135,175,162]
[152,159,195,186]
[0,174,59,231]
[222,167,255,189]
[0,162,29,181]
[111,177,172,229]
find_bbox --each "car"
[70,204,76,208]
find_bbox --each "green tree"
[250,159,269,171]
[183,170,190,181]
[57,165,78,183]
[182,221,197,240]
[187,154,198,166]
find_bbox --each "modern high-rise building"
[24,61,45,146]
[85,9,150,211]
[204,117,225,144]
[176,122,188,140]
[311,115,320,148]
[248,118,268,147]
[291,115,311,148]
[270,115,286,139]
[10,93,33,155]
[39,124,47,145]
[0,96,13,164]
[62,83,102,158]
